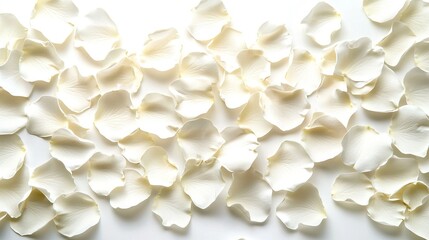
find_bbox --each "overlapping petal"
[403,67,429,115]
[88,153,125,196]
[363,0,407,23]
[0,50,33,97]
[0,166,31,218]
[255,21,292,62]
[0,89,27,134]
[0,134,26,180]
[284,49,321,94]
[140,146,177,187]
[109,169,151,209]
[331,172,374,206]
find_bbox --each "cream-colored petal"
[139,28,181,71]
[137,93,182,139]
[0,166,31,218]
[0,134,26,180]
[377,22,415,67]
[53,192,100,237]
[216,127,259,172]
[109,169,151,209]
[301,114,346,163]
[261,86,310,131]
[181,160,224,209]
[334,38,384,83]
[418,152,429,173]
[19,39,63,82]
[49,128,96,171]
[29,158,76,202]
[320,43,337,75]
[276,183,327,230]
[141,146,177,187]
[399,0,429,40]
[177,118,224,162]
[0,50,33,97]
[152,183,192,229]
[362,65,404,113]
[88,153,125,196]
[373,156,419,195]
[118,130,154,164]
[342,125,392,172]
[265,141,314,191]
[301,2,341,46]
[94,90,138,142]
[238,93,272,138]
[0,89,27,134]
[255,21,292,63]
[57,66,98,113]
[31,0,78,44]
[405,198,429,239]
[0,14,27,49]
[26,96,68,137]
[180,52,219,83]
[188,0,230,41]
[367,193,406,226]
[237,49,270,92]
[363,0,407,23]
[284,49,321,95]
[207,27,247,72]
[414,38,429,72]
[75,8,120,61]
[403,67,429,115]
[170,77,213,119]
[219,72,251,109]
[10,189,54,236]
[393,182,429,211]
[332,172,374,206]
[389,105,429,157]
[227,170,272,223]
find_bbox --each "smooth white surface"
[0,0,423,239]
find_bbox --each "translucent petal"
[0,134,26,180]
[109,169,151,209]
[0,89,27,134]
[88,153,125,196]
[140,146,177,187]
[332,172,374,206]
[255,21,292,62]
[403,67,429,116]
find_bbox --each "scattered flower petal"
[414,38,429,72]
[88,153,125,196]
[238,93,272,138]
[0,50,33,97]
[399,0,429,40]
[118,130,154,164]
[0,166,31,218]
[141,146,177,187]
[0,89,27,134]
[0,134,26,180]
[237,49,270,92]
[403,67,429,116]
[332,172,374,206]
[109,169,151,209]
[219,72,251,109]
[180,52,219,84]
[367,193,406,226]
[0,14,27,49]
[255,21,292,62]
[363,0,407,23]
[405,198,429,239]
[392,182,429,211]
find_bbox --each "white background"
[0,0,423,239]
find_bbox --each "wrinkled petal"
[392,182,429,211]
[0,166,31,218]
[342,125,392,172]
[219,72,251,109]
[141,146,177,187]
[53,192,100,237]
[276,183,327,230]
[403,67,429,116]
[265,141,314,191]
[414,38,429,72]
[118,130,154,164]
[331,172,374,206]
[405,198,429,239]
[177,118,224,162]
[367,193,406,226]
[237,49,270,92]
[255,21,292,62]
[0,89,27,134]
[0,134,26,180]
[88,153,125,196]
[29,158,76,202]
[301,2,341,46]
[180,52,219,83]
[0,50,33,97]
[109,169,151,209]
[284,49,321,94]
[363,0,407,23]
[0,14,27,49]
[399,0,429,40]
[238,93,272,138]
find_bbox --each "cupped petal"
[237,93,272,138]
[237,49,270,92]
[118,130,154,164]
[0,50,33,97]
[405,198,429,239]
[284,49,321,95]
[331,172,374,206]
[227,170,272,223]
[342,125,392,172]
[0,14,27,49]
[137,93,182,139]
[392,182,429,211]
[152,183,192,229]
[265,141,314,191]
[301,114,346,163]
[181,160,224,209]
[363,0,407,23]
[219,72,251,109]
[49,128,96,171]
[0,166,31,218]
[403,67,429,115]
[261,86,310,131]
[31,0,78,44]
[94,90,138,142]
[140,146,177,187]
[255,21,292,62]
[10,189,55,236]
[377,22,415,67]
[177,118,224,162]
[139,28,181,71]
[207,27,247,72]
[57,66,98,113]
[0,134,26,180]
[276,183,327,230]
[216,127,259,172]
[109,169,151,209]
[75,8,120,61]
[180,52,219,83]
[399,0,429,40]
[53,192,100,237]
[373,156,419,195]
[414,38,429,72]
[0,89,27,134]
[367,193,406,226]
[26,96,68,138]
[88,153,125,196]
[301,2,341,46]
[29,158,76,202]
[19,39,63,82]
[389,105,429,157]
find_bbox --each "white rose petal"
[367,193,406,226]
[180,52,219,84]
[0,134,26,180]
[393,182,429,211]
[109,169,151,209]
[237,49,270,92]
[403,67,429,116]
[0,50,33,97]
[331,172,374,206]
[405,198,429,239]
[255,21,292,63]
[0,14,27,49]
[0,89,27,135]
[238,93,272,138]
[88,153,125,196]
[140,146,177,187]
[0,166,31,218]
[363,0,407,23]
[414,38,429,72]
[118,130,154,164]
[399,0,429,40]
[219,72,251,109]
